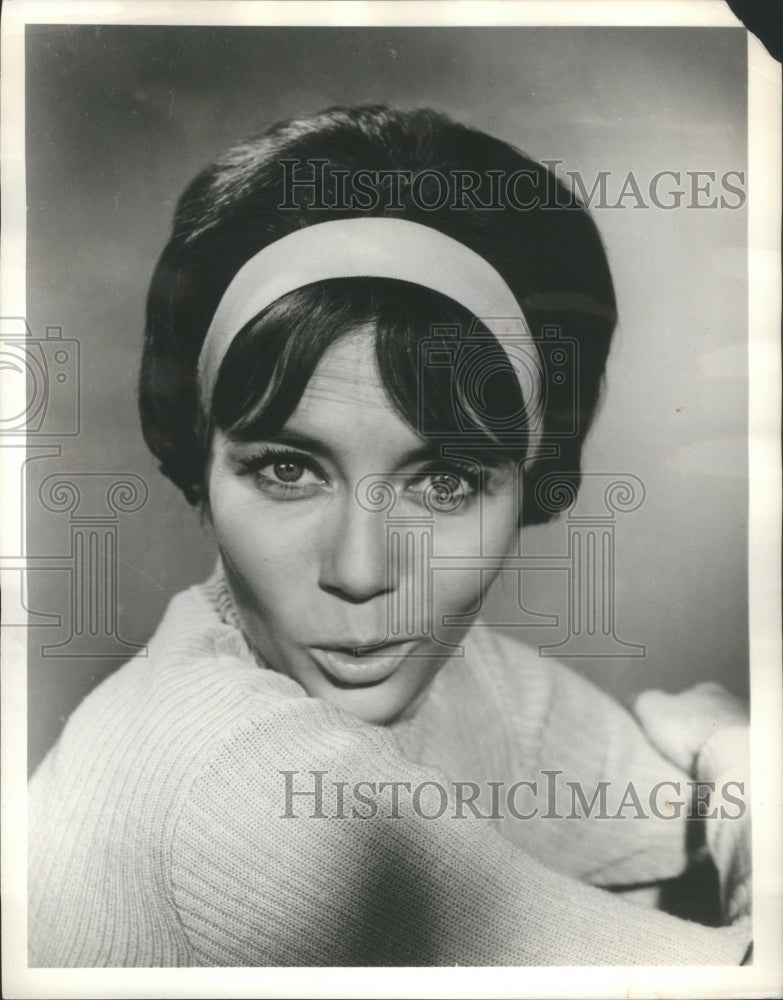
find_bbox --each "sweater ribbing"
[28,573,751,966]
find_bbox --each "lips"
[308,640,420,686]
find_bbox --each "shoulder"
[456,626,693,884]
[28,580,378,966]
[464,624,685,779]
[461,625,632,748]
[31,580,314,811]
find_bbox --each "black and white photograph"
[1,1,781,997]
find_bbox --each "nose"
[318,498,394,602]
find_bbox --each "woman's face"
[207,327,522,724]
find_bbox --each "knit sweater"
[28,571,751,966]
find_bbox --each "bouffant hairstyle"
[139,105,616,524]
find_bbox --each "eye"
[236,448,328,499]
[272,458,306,483]
[405,465,480,512]
[428,473,464,507]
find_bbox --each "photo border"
[2,2,780,998]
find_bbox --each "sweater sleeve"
[695,725,752,925]
[474,648,751,927]
[169,692,751,966]
[533,663,752,929]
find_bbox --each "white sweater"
[28,572,751,966]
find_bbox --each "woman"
[28,106,751,966]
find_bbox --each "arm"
[170,693,751,966]
[472,643,749,921]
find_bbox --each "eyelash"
[235,447,488,507]
[236,448,328,499]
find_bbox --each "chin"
[315,674,427,726]
[321,687,403,725]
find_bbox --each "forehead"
[283,327,424,450]
[293,328,393,411]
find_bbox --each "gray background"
[23,25,748,773]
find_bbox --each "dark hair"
[140,105,616,524]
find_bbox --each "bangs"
[210,278,531,463]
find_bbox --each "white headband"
[198,217,543,456]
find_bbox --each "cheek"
[428,495,519,609]
[209,489,321,617]
[432,491,519,553]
